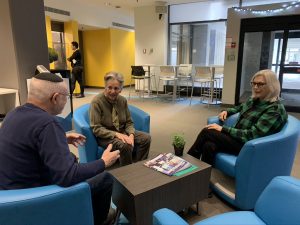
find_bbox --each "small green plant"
[48,47,58,63]
[172,133,186,149]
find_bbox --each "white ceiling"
[78,0,207,9]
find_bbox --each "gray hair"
[251,69,280,102]
[104,71,124,88]
[28,77,67,102]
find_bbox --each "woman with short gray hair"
[90,71,151,166]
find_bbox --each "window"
[51,21,67,69]
[168,21,226,66]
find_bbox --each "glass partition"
[168,21,226,66]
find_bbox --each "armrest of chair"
[207,113,239,127]
[129,105,150,133]
[235,116,300,209]
[153,208,189,225]
[77,125,99,163]
[0,182,94,225]
[207,116,221,125]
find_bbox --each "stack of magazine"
[144,153,191,176]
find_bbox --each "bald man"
[0,72,119,225]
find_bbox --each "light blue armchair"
[153,176,300,225]
[73,103,150,163]
[0,182,94,225]
[207,114,300,210]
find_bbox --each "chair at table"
[153,176,300,225]
[190,66,214,105]
[0,182,94,225]
[212,66,224,101]
[207,114,300,210]
[73,103,150,163]
[130,66,157,99]
[177,64,193,98]
[157,66,178,99]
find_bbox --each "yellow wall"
[83,28,135,87]
[64,20,80,93]
[45,16,54,69]
[110,28,135,86]
[83,29,112,87]
[64,20,79,70]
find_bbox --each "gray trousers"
[97,130,151,166]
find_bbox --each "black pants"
[188,128,244,165]
[86,171,113,225]
[71,66,84,95]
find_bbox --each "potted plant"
[172,133,186,156]
[48,47,58,63]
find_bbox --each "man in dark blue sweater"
[0,72,120,225]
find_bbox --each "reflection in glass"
[169,21,226,66]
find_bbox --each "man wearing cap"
[0,72,119,225]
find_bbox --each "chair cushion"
[196,211,265,225]
[214,153,237,178]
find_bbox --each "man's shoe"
[102,208,117,225]
[76,94,85,98]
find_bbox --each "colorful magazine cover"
[144,153,191,176]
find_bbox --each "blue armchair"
[207,114,300,210]
[0,182,94,225]
[73,103,150,163]
[153,176,300,225]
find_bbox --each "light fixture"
[233,1,300,14]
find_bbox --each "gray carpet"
[71,87,300,224]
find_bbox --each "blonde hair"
[104,71,124,88]
[251,69,280,102]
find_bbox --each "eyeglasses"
[106,86,121,91]
[58,93,71,99]
[250,82,267,88]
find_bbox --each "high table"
[142,65,187,101]
[202,65,223,105]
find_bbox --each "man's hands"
[101,144,120,168]
[115,132,134,146]
[66,133,86,147]
[218,111,228,122]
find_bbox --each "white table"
[0,88,20,126]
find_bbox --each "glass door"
[236,15,300,112]
[279,30,300,110]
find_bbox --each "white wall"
[44,0,134,29]
[223,2,300,104]
[0,0,19,89]
[134,5,168,91]
[134,5,168,66]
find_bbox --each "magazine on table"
[144,153,191,176]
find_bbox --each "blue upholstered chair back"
[74,103,150,163]
[208,114,300,210]
[255,176,300,225]
[153,176,300,225]
[0,182,94,225]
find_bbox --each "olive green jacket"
[89,93,135,139]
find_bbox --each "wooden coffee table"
[110,153,211,225]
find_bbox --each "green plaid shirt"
[221,98,287,143]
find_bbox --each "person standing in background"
[67,41,85,98]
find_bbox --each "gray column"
[0,0,49,104]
